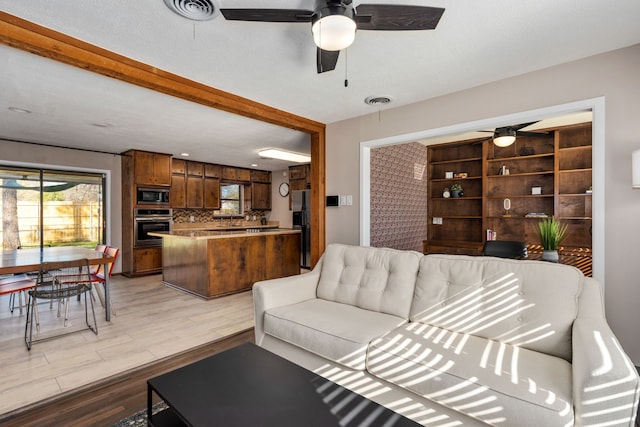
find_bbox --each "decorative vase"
[451,190,462,198]
[542,250,559,262]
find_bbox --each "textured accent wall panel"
[370,143,428,252]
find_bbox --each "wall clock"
[279,182,290,197]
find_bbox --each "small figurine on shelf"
[450,183,463,198]
[442,187,451,198]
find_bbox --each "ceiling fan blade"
[511,121,539,131]
[354,4,445,31]
[516,130,551,138]
[317,48,340,74]
[220,8,313,22]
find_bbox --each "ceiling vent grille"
[164,0,218,21]
[364,96,392,106]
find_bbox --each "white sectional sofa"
[253,243,639,426]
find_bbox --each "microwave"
[137,187,169,205]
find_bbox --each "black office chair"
[483,240,528,259]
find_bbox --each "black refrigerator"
[292,190,311,269]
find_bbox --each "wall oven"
[137,187,169,205]
[134,208,172,248]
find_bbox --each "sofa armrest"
[253,267,321,345]
[572,279,640,426]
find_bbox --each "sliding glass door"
[0,166,105,250]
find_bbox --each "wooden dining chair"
[25,258,97,350]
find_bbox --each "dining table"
[0,246,117,321]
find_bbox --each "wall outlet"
[432,217,443,225]
[189,215,195,222]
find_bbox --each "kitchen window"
[215,183,242,216]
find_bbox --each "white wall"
[0,139,123,273]
[269,169,292,228]
[325,44,640,364]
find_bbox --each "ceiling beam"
[0,11,326,265]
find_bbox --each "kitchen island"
[149,229,301,299]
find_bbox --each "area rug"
[111,402,168,427]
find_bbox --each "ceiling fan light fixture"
[311,5,356,51]
[258,148,310,163]
[493,128,517,147]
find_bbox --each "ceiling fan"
[219,1,445,74]
[484,122,550,147]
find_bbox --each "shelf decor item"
[442,188,450,198]
[503,198,511,217]
[538,216,568,262]
[450,183,463,198]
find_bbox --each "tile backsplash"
[173,209,265,223]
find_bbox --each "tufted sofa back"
[410,254,584,361]
[317,244,422,319]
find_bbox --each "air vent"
[164,0,218,21]
[364,96,392,106]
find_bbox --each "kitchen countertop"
[149,228,300,240]
[172,221,280,232]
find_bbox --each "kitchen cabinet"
[222,167,250,182]
[288,164,310,209]
[170,173,186,208]
[205,164,221,178]
[122,150,171,277]
[250,170,270,183]
[133,151,171,186]
[133,247,163,275]
[170,158,186,208]
[187,161,204,177]
[186,175,204,208]
[204,177,220,209]
[251,182,271,210]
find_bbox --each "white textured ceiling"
[0,0,639,170]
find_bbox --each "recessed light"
[251,163,258,167]
[180,153,190,157]
[8,107,32,114]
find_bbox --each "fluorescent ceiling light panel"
[258,149,310,163]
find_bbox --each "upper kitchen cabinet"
[132,150,171,186]
[222,167,251,182]
[252,182,271,210]
[250,170,271,183]
[170,159,186,209]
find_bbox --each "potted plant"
[538,216,568,262]
[450,183,463,198]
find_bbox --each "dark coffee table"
[147,343,421,427]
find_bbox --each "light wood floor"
[0,273,255,417]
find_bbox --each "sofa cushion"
[367,323,573,426]
[316,244,421,319]
[264,299,407,370]
[410,255,583,361]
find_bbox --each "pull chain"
[344,48,349,87]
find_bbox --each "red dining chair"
[90,246,119,315]
[0,274,36,315]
